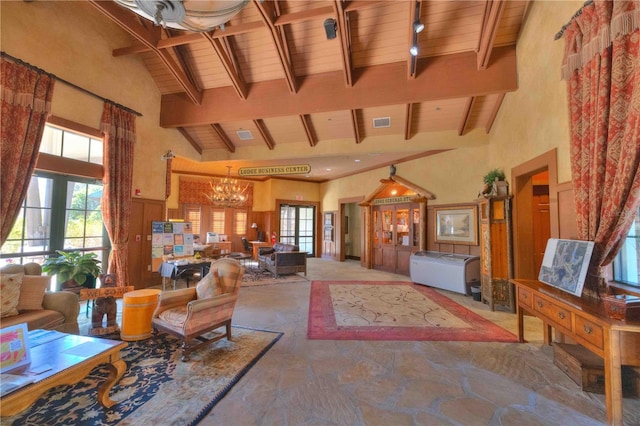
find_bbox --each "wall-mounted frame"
[434,205,478,245]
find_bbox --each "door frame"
[275,199,321,257]
[338,196,364,262]
[511,149,559,279]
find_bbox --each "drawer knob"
[583,325,593,334]
[558,312,566,320]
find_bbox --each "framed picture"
[434,206,478,245]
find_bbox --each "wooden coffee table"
[0,332,127,416]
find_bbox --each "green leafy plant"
[42,250,102,286]
[483,168,506,185]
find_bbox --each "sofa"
[0,263,80,334]
[257,243,307,277]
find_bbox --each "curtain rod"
[1,51,143,117]
[555,0,594,40]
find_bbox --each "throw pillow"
[0,273,23,318]
[196,268,221,299]
[17,275,51,311]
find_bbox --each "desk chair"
[241,237,252,254]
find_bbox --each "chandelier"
[114,0,250,32]
[205,166,248,207]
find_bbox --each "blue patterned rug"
[3,326,282,425]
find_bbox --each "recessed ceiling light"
[326,168,332,172]
[354,159,361,163]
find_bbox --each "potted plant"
[481,168,507,196]
[42,250,102,292]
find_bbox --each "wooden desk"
[512,279,640,425]
[250,241,272,260]
[1,332,127,416]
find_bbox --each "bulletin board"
[151,221,194,270]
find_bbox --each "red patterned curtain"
[0,57,55,244]
[562,1,640,296]
[101,102,136,287]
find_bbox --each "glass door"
[279,204,315,256]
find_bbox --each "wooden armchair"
[151,258,245,361]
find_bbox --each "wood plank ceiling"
[89,0,529,182]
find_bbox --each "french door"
[279,204,315,256]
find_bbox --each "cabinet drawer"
[575,315,604,350]
[518,286,533,309]
[546,301,572,330]
[532,295,572,331]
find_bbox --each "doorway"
[279,204,316,257]
[512,150,558,279]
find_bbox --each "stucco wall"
[1,1,198,201]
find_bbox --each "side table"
[121,289,161,341]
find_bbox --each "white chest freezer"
[410,251,480,295]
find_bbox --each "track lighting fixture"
[413,21,424,33]
[409,44,419,57]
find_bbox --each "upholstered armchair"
[151,258,245,361]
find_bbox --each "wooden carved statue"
[90,274,119,333]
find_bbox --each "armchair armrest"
[274,251,307,267]
[153,288,197,317]
[42,291,80,334]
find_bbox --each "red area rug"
[307,280,517,342]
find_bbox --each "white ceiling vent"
[372,117,391,128]
[236,130,254,140]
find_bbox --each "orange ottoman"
[121,289,161,341]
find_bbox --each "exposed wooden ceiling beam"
[274,5,334,26]
[202,33,248,99]
[87,0,202,105]
[486,93,506,133]
[299,115,317,147]
[404,103,414,140]
[350,110,361,144]
[161,47,517,127]
[253,119,275,150]
[253,0,297,94]
[477,0,506,70]
[177,127,203,154]
[458,97,475,136]
[334,0,353,87]
[211,124,236,152]
[407,0,421,79]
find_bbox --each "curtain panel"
[101,102,136,288]
[0,57,55,245]
[562,0,640,296]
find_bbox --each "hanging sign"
[372,196,414,205]
[238,164,311,177]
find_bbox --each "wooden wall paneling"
[129,198,165,289]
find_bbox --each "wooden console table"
[512,279,640,425]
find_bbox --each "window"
[210,209,225,234]
[1,172,109,269]
[1,122,108,283]
[40,124,103,164]
[614,206,640,287]
[233,210,247,236]
[184,205,201,236]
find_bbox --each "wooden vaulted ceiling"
[89,0,528,182]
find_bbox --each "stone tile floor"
[79,258,639,425]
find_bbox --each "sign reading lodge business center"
[238,164,311,177]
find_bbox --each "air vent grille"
[236,130,254,140]
[372,117,391,128]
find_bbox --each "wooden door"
[128,198,164,289]
[532,193,550,275]
[372,204,417,275]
